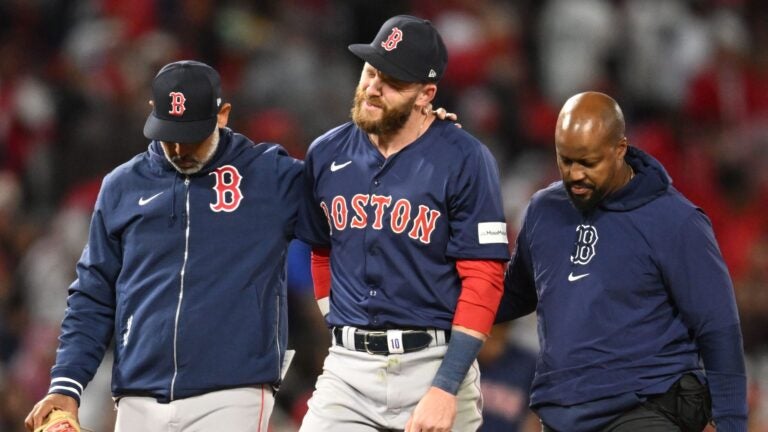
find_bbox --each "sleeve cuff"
[713,416,748,432]
[49,377,84,406]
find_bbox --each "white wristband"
[317,297,330,317]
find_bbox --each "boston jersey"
[297,120,510,330]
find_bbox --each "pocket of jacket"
[675,374,712,432]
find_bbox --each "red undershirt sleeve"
[453,259,506,335]
[311,247,331,301]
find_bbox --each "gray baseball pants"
[114,385,274,432]
[300,341,483,431]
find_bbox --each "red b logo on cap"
[381,27,403,51]
[169,92,186,116]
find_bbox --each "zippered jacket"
[48,128,303,403]
[498,146,747,431]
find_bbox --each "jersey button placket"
[368,245,379,298]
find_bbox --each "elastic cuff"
[49,377,84,406]
[713,416,748,432]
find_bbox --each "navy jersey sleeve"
[659,209,747,428]
[296,142,332,248]
[445,142,510,260]
[496,203,538,323]
[49,179,121,402]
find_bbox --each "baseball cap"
[348,15,448,83]
[143,60,222,144]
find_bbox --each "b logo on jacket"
[570,224,598,265]
[210,165,244,212]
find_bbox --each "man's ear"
[419,83,437,104]
[415,84,438,113]
[217,103,232,128]
[616,136,628,159]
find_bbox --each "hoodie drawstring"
[169,175,178,226]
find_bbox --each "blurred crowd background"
[0,0,766,431]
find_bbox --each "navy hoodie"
[48,128,303,403]
[498,147,747,431]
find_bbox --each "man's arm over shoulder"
[264,143,305,238]
[295,135,335,248]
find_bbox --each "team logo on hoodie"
[570,224,598,265]
[210,165,243,212]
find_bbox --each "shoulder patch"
[478,222,508,244]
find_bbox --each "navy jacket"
[498,147,747,431]
[49,129,303,403]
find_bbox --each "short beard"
[165,127,219,175]
[564,181,607,213]
[351,88,417,136]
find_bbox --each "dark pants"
[542,374,711,432]
[603,404,681,431]
[542,406,678,432]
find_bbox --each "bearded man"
[296,15,510,432]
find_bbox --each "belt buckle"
[362,331,386,354]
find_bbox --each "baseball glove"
[34,409,81,432]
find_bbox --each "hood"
[147,127,260,176]
[599,146,671,212]
[145,127,268,227]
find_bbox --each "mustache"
[565,180,594,190]
[171,156,198,164]
[354,89,383,108]
[363,96,383,109]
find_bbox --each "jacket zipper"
[170,177,191,400]
[275,296,281,380]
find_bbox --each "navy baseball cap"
[348,15,448,83]
[143,60,222,144]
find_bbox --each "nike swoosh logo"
[568,272,590,282]
[330,161,352,172]
[138,192,164,206]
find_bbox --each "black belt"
[332,327,450,355]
